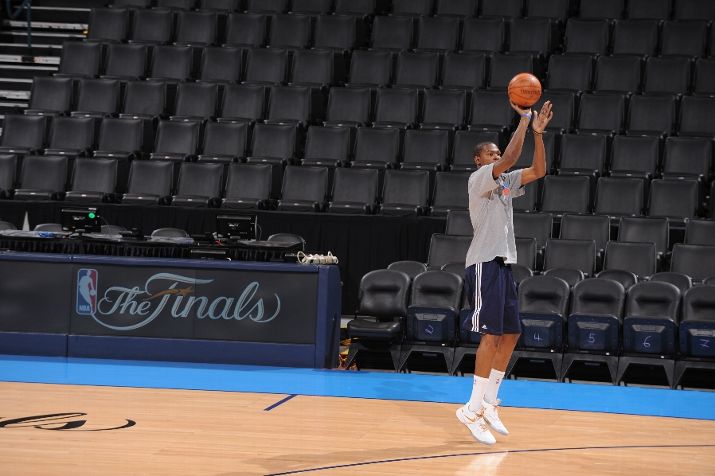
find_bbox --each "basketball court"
[2,355,714,475]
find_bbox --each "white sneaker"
[481,399,509,435]
[456,404,496,445]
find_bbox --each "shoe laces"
[475,408,489,432]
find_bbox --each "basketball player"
[456,99,553,445]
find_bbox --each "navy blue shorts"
[463,258,521,336]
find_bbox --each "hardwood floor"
[1,382,714,475]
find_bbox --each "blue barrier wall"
[0,252,341,368]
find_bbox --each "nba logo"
[77,269,98,315]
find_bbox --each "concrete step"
[17,6,91,24]
[0,64,58,79]
[0,54,60,66]
[0,77,34,91]
[0,30,85,45]
[3,19,88,32]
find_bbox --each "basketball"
[508,72,542,108]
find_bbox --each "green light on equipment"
[88,212,96,219]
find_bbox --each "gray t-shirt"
[465,163,524,267]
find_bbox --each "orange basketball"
[508,72,542,108]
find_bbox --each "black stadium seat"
[302,126,351,168]
[150,120,201,162]
[0,114,47,156]
[379,169,430,216]
[198,121,248,163]
[87,8,129,42]
[65,158,118,203]
[130,9,174,44]
[102,43,148,80]
[172,162,224,207]
[225,13,267,48]
[222,163,272,209]
[277,166,329,212]
[57,41,102,78]
[14,155,68,201]
[327,167,379,214]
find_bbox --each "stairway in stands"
[0,0,104,125]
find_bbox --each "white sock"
[467,375,488,413]
[484,369,505,404]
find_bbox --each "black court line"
[264,394,297,412]
[264,444,715,475]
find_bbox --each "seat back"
[304,126,351,165]
[541,175,592,214]
[126,159,173,196]
[407,270,462,342]
[671,244,715,281]
[71,158,117,193]
[48,117,95,151]
[357,269,411,318]
[154,120,200,156]
[348,50,392,87]
[353,127,400,166]
[220,84,266,121]
[281,165,328,202]
[422,89,467,127]
[416,16,460,51]
[225,13,267,47]
[176,162,223,198]
[150,45,193,81]
[685,220,715,246]
[224,163,271,200]
[402,129,449,168]
[513,212,552,250]
[122,80,166,117]
[174,82,218,119]
[648,179,699,219]
[650,272,692,294]
[202,121,248,159]
[104,43,148,79]
[627,94,677,136]
[571,278,625,319]
[388,260,427,280]
[325,87,371,125]
[88,8,129,42]
[560,214,609,252]
[19,156,68,192]
[291,49,334,86]
[245,47,288,84]
[374,88,418,127]
[29,77,73,114]
[394,51,440,88]
[544,238,596,276]
[381,169,429,207]
[130,7,174,43]
[98,117,143,154]
[441,52,487,90]
[445,210,472,236]
[58,41,102,77]
[427,233,471,269]
[250,123,296,159]
[431,172,469,213]
[462,18,505,52]
[595,177,644,217]
[626,281,680,321]
[519,275,570,316]
[617,217,668,255]
[604,241,656,278]
[269,13,311,49]
[175,10,217,46]
[199,46,243,83]
[0,114,46,149]
[331,167,378,205]
[371,15,413,50]
[76,78,121,115]
[267,85,311,125]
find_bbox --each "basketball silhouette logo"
[508,72,542,108]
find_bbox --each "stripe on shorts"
[471,262,482,332]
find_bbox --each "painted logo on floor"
[0,413,135,432]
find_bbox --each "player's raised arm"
[521,100,554,186]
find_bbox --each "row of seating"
[0,155,473,214]
[87,8,715,56]
[415,226,715,281]
[105,0,715,23]
[345,268,715,384]
[24,75,715,141]
[52,41,715,99]
[4,111,713,187]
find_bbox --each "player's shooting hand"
[532,100,553,134]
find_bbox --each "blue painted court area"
[1,354,714,421]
